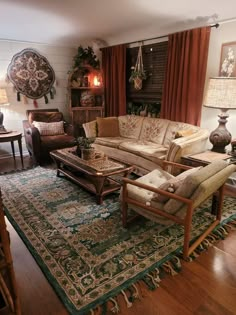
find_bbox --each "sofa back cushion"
[163,121,199,147]
[29,111,63,124]
[118,115,144,139]
[152,166,202,203]
[163,160,228,214]
[96,117,120,137]
[139,117,170,144]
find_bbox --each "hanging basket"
[129,44,146,90]
[134,76,143,90]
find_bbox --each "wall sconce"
[203,77,236,153]
[0,88,9,133]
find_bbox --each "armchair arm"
[123,177,192,204]
[64,122,74,136]
[23,120,41,163]
[122,177,192,225]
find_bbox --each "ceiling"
[1,0,236,47]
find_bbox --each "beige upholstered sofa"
[83,115,209,175]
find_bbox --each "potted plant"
[129,67,147,82]
[74,136,96,160]
[73,46,100,70]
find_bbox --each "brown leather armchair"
[23,109,75,165]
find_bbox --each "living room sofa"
[83,115,209,175]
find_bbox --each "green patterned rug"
[1,167,236,314]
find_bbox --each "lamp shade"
[203,77,236,110]
[0,88,9,106]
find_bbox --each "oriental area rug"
[0,167,236,314]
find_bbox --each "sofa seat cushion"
[95,137,130,148]
[119,141,168,162]
[41,134,75,151]
[118,115,144,139]
[139,117,170,145]
[127,169,174,203]
[127,169,173,225]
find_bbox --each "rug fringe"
[86,216,236,315]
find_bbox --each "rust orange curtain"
[102,44,126,116]
[160,26,211,126]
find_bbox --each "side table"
[0,131,24,168]
[181,151,233,167]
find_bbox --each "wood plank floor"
[0,156,236,315]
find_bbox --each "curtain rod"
[102,23,219,49]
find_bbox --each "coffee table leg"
[54,160,61,177]
[92,177,106,205]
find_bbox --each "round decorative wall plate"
[7,48,55,100]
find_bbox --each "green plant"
[73,46,100,69]
[75,136,95,149]
[129,66,147,83]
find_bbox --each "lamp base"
[210,113,231,153]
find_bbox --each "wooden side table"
[181,151,233,167]
[0,131,24,168]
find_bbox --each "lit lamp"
[0,88,9,132]
[203,77,236,153]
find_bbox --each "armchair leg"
[183,185,225,260]
[183,204,194,260]
[122,183,128,228]
[122,202,128,228]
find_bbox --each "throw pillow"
[96,117,120,137]
[175,129,194,139]
[152,166,202,203]
[32,121,64,136]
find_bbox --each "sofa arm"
[82,120,97,138]
[166,129,209,164]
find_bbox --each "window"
[126,41,168,115]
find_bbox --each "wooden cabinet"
[68,67,104,136]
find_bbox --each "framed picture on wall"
[219,41,236,77]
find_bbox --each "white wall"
[201,22,236,151]
[0,40,76,156]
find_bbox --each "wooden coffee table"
[50,147,133,204]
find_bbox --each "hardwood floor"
[0,156,236,315]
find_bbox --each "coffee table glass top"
[53,147,128,174]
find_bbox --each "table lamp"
[203,77,236,153]
[0,88,9,132]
